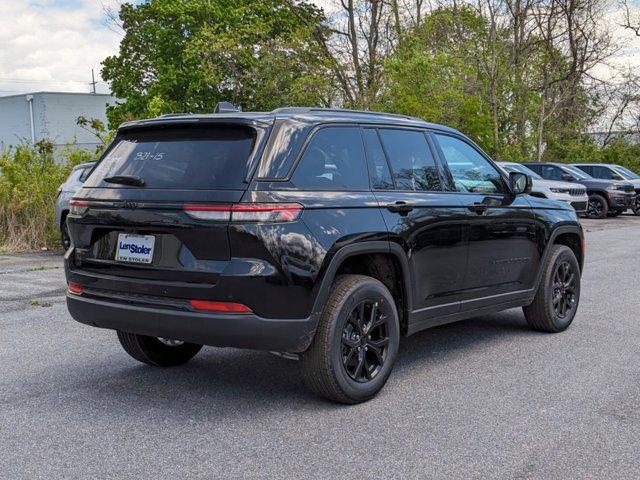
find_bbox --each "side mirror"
[561,174,574,182]
[612,174,624,180]
[509,172,532,195]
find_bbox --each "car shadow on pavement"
[72,308,540,416]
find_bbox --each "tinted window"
[85,127,256,190]
[363,129,393,189]
[541,165,566,181]
[378,129,441,191]
[592,166,614,179]
[575,165,593,176]
[79,166,93,182]
[435,134,504,194]
[290,127,368,190]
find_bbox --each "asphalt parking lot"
[2,216,639,479]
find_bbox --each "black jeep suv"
[65,107,584,404]
[522,162,635,218]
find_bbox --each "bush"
[0,140,94,252]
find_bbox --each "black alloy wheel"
[551,261,578,320]
[61,220,71,251]
[300,274,400,404]
[341,300,390,383]
[586,194,607,219]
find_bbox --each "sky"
[0,0,639,97]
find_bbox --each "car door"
[432,133,541,310]
[363,127,468,321]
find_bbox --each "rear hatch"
[68,121,268,290]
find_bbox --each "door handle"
[467,203,488,215]
[386,201,414,214]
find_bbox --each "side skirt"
[406,297,534,336]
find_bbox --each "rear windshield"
[84,126,256,190]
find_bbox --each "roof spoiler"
[215,101,242,113]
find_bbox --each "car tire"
[523,245,580,333]
[633,195,640,216]
[117,331,202,366]
[61,218,71,250]
[586,194,608,219]
[300,274,400,404]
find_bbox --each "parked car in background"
[55,162,95,249]
[64,106,584,404]
[571,163,640,215]
[498,162,588,214]
[522,162,635,219]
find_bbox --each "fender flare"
[310,241,413,318]
[532,224,584,293]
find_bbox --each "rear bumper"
[67,294,316,353]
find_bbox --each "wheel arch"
[311,242,413,335]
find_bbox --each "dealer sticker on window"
[115,233,155,264]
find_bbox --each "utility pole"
[90,69,97,94]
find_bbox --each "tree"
[101,0,331,127]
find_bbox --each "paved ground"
[1,216,639,479]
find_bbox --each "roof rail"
[158,113,193,118]
[271,107,420,121]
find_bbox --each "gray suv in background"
[55,162,95,249]
[571,163,640,215]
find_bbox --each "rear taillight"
[69,199,89,215]
[68,283,83,295]
[189,300,252,313]
[183,203,303,223]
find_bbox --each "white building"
[0,91,116,151]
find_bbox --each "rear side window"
[79,166,93,182]
[85,126,256,190]
[592,166,614,179]
[378,129,441,191]
[541,165,565,181]
[290,126,368,190]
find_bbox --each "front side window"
[435,134,504,194]
[290,127,368,190]
[378,129,441,191]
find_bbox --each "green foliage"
[0,141,96,252]
[381,7,502,155]
[101,0,332,127]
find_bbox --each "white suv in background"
[498,162,588,214]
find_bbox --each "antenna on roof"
[214,101,241,113]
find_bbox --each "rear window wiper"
[103,175,146,187]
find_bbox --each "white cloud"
[0,0,123,96]
[1,0,640,98]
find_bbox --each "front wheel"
[633,195,640,216]
[117,331,202,366]
[300,275,400,404]
[523,245,581,333]
[586,194,608,219]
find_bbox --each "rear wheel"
[117,331,202,366]
[586,194,608,219]
[300,275,400,404]
[60,218,71,250]
[523,245,580,333]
